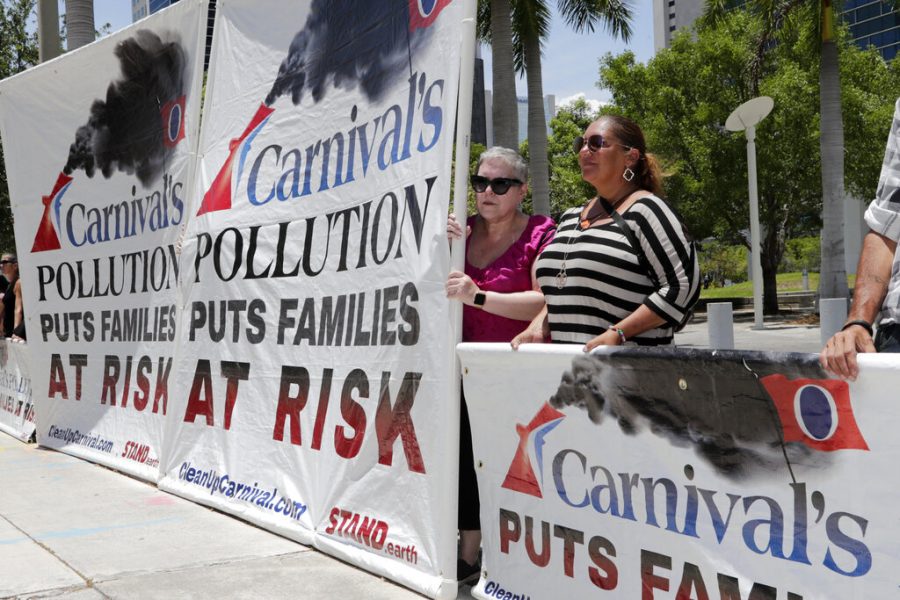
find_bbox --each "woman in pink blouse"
[445,146,555,582]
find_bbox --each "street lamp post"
[726,96,774,330]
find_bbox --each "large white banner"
[0,341,35,442]
[157,1,463,596]
[460,344,897,599]
[0,0,208,480]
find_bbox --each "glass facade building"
[843,0,900,61]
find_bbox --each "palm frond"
[511,0,552,74]
[700,0,731,28]
[559,0,633,42]
[477,0,493,42]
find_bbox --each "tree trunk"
[818,30,848,300]
[490,0,518,150]
[37,0,61,62]
[523,30,550,216]
[66,0,95,51]
[761,224,784,314]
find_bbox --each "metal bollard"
[707,302,735,349]
[820,297,848,346]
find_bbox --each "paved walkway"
[0,433,474,600]
[675,311,823,355]
[0,316,821,600]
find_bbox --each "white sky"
[91,0,656,106]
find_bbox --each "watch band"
[841,319,874,337]
[473,292,486,308]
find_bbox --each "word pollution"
[192,177,437,284]
[36,244,179,301]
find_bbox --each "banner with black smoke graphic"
[156,0,462,597]
[0,0,208,480]
[459,344,898,599]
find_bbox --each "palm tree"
[515,0,632,215]
[479,0,520,150]
[817,0,846,299]
[702,0,896,300]
[515,2,554,215]
[479,0,633,216]
[65,0,95,50]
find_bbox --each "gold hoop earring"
[623,167,635,182]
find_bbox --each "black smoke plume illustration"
[551,349,831,480]
[63,30,186,187]
[266,0,430,106]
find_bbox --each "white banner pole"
[442,0,477,596]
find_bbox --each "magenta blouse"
[463,214,556,343]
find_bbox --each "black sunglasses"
[470,175,523,195]
[572,134,632,154]
[0,260,15,265]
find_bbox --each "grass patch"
[700,272,856,299]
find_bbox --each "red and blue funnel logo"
[409,0,452,30]
[31,172,73,253]
[197,103,275,216]
[161,96,186,148]
[761,374,868,452]
[502,402,566,498]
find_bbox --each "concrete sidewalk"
[674,311,823,355]
[0,433,467,600]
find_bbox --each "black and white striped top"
[536,195,699,346]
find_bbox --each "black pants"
[458,393,480,530]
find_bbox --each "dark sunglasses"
[0,260,15,265]
[572,134,631,154]
[470,175,523,195]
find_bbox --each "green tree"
[704,0,900,300]
[546,96,597,217]
[783,236,820,271]
[700,242,748,285]
[598,11,896,313]
[0,0,39,254]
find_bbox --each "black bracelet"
[841,320,874,337]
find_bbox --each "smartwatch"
[473,292,486,308]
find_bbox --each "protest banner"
[0,341,35,442]
[156,1,465,596]
[459,344,897,599]
[0,0,208,480]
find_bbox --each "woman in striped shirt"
[512,115,699,350]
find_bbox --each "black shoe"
[457,558,481,585]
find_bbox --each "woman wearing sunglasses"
[445,146,555,582]
[512,115,698,350]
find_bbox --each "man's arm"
[820,230,895,379]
